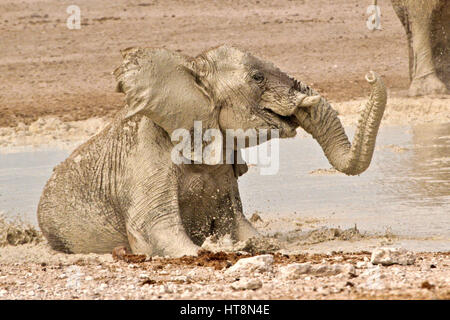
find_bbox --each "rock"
[171,275,191,283]
[98,283,108,290]
[279,263,355,280]
[356,261,374,269]
[360,268,387,290]
[371,247,416,266]
[278,263,355,279]
[225,254,273,276]
[278,263,312,280]
[231,278,262,291]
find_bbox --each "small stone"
[371,247,416,266]
[225,254,274,276]
[356,261,374,269]
[278,263,312,280]
[421,281,435,290]
[172,275,191,283]
[278,263,355,279]
[231,278,262,291]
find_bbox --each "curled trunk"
[295,71,387,176]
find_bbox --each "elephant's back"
[37,112,137,253]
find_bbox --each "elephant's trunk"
[294,71,387,176]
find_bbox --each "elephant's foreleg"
[228,180,259,241]
[406,0,447,96]
[125,182,200,257]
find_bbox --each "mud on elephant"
[37,45,387,257]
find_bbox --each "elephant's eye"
[251,72,265,83]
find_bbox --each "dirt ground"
[0,241,449,300]
[1,0,449,301]
[0,0,418,127]
[0,219,449,300]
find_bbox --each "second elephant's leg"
[407,0,447,96]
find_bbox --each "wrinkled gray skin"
[38,46,387,257]
[391,0,449,96]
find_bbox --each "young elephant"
[37,46,387,257]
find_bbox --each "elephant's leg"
[406,0,447,96]
[125,181,200,257]
[392,1,415,81]
[432,1,450,91]
[227,179,259,241]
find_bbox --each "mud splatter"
[276,226,364,246]
[112,246,148,263]
[0,214,43,246]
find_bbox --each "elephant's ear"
[114,47,221,164]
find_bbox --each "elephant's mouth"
[261,108,300,136]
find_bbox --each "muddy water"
[0,124,449,249]
[240,123,450,241]
[0,149,68,223]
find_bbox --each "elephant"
[37,45,387,257]
[390,0,449,96]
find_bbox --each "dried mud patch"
[140,250,372,271]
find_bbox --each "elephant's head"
[114,45,387,175]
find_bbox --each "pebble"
[356,261,374,269]
[98,283,108,290]
[361,270,387,290]
[231,278,262,291]
[371,247,416,266]
[225,254,274,276]
[278,263,355,279]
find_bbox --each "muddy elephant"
[37,45,387,257]
[390,0,449,96]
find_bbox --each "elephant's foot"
[408,73,448,96]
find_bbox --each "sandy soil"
[2,0,448,128]
[0,218,449,300]
[0,243,449,300]
[1,0,449,300]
